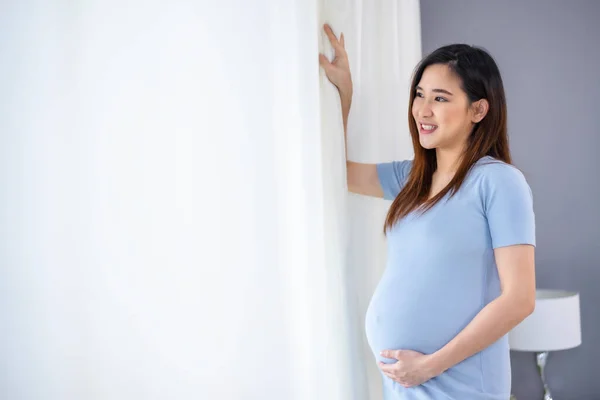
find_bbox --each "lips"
[419,123,438,134]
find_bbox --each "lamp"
[509,289,582,400]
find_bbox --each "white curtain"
[0,1,420,399]
[335,2,422,398]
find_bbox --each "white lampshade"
[509,289,582,352]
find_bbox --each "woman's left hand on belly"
[378,349,439,388]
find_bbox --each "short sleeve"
[483,164,536,249]
[376,160,412,200]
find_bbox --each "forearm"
[427,293,533,375]
[340,89,352,160]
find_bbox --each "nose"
[416,101,433,118]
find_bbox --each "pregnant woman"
[319,25,536,399]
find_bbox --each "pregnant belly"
[364,268,482,363]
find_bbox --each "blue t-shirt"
[365,155,536,400]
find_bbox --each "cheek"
[411,102,418,119]
[437,108,464,128]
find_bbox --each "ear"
[471,99,489,123]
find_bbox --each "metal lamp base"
[511,351,554,400]
[537,351,553,400]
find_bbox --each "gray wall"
[419,0,600,398]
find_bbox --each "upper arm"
[484,164,536,309]
[346,161,382,198]
[483,164,536,249]
[494,245,536,312]
[347,160,412,199]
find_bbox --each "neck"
[435,146,464,176]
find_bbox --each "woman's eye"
[415,92,447,102]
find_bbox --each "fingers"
[378,362,393,372]
[383,372,395,381]
[380,350,399,360]
[379,361,417,388]
[340,33,345,49]
[318,53,332,71]
[323,24,343,51]
[390,349,404,359]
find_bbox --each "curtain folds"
[0,1,420,399]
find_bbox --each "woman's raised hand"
[319,24,353,97]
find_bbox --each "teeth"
[422,124,437,130]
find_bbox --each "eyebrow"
[416,86,454,96]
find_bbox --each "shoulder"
[378,159,413,181]
[470,156,533,209]
[392,159,413,172]
[470,156,529,189]
[376,159,414,200]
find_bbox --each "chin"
[419,138,438,150]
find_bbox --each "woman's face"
[411,64,482,151]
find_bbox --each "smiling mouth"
[419,123,438,134]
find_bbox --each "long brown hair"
[384,44,511,234]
